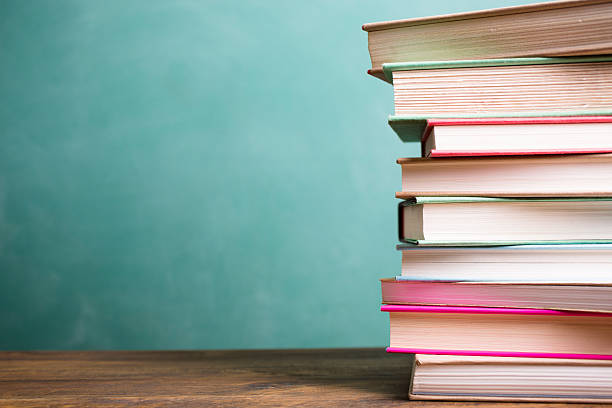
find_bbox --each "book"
[388,57,612,117]
[362,0,612,82]
[409,354,612,402]
[421,117,612,158]
[396,154,612,197]
[382,305,612,359]
[382,279,612,313]
[395,244,612,282]
[399,198,612,245]
[388,112,612,143]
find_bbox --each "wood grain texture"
[0,349,609,407]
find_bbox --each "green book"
[398,197,612,246]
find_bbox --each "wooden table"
[0,348,607,407]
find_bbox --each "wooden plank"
[0,349,608,407]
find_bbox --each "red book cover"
[422,116,612,157]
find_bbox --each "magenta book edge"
[429,149,612,157]
[386,347,612,360]
[380,304,612,317]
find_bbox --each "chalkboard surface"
[0,0,535,349]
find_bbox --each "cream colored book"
[421,117,612,158]
[383,304,612,357]
[396,154,612,198]
[398,197,612,245]
[389,58,612,116]
[410,354,612,402]
[395,244,612,283]
[363,0,612,82]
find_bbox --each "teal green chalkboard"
[0,0,539,350]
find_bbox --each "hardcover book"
[383,305,612,359]
[382,279,612,313]
[420,117,612,157]
[388,57,612,117]
[363,0,612,82]
[388,112,612,143]
[396,154,612,197]
[409,354,612,402]
[398,197,612,245]
[395,244,612,282]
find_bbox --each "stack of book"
[364,0,612,403]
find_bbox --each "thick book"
[421,117,612,158]
[382,279,612,313]
[382,305,612,359]
[398,197,612,245]
[409,354,612,402]
[396,154,612,197]
[362,0,612,82]
[388,57,612,117]
[395,244,612,282]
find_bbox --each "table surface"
[0,348,609,407]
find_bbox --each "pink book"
[382,305,612,360]
[421,116,612,157]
